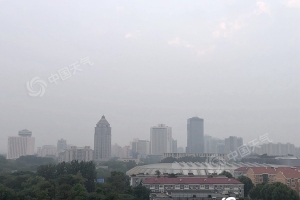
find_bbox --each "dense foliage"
[0,156,150,200]
[160,156,207,163]
[219,171,233,178]
[249,182,299,200]
[96,160,137,179]
[237,176,254,197]
[0,155,55,173]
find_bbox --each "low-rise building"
[58,146,93,162]
[246,167,277,185]
[275,169,300,195]
[142,177,244,200]
[234,167,249,178]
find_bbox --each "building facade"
[186,117,204,154]
[204,135,225,154]
[7,129,35,159]
[253,142,300,157]
[58,146,93,162]
[57,138,67,153]
[131,139,151,158]
[37,145,57,158]
[94,115,111,161]
[150,124,173,155]
[224,136,243,154]
[142,177,244,200]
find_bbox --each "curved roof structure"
[126,161,286,176]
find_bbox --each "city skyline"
[0,1,299,154]
[5,116,300,157]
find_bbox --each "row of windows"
[145,184,241,190]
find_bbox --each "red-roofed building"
[246,167,277,185]
[275,169,300,196]
[142,177,244,200]
[234,167,249,178]
[247,167,300,185]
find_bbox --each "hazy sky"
[0,0,299,153]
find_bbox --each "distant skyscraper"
[177,147,185,153]
[57,138,67,153]
[186,117,204,153]
[150,124,172,155]
[7,129,35,159]
[172,139,177,153]
[130,138,150,158]
[204,134,225,153]
[225,136,243,153]
[94,115,111,161]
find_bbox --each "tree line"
[0,158,150,200]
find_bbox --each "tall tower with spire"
[94,115,111,161]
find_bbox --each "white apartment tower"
[94,115,111,161]
[150,124,172,155]
[58,146,93,162]
[7,129,35,159]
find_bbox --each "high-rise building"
[225,136,243,153]
[130,138,150,158]
[94,115,111,161]
[111,143,122,158]
[204,135,225,153]
[150,124,172,155]
[177,147,185,153]
[172,139,177,153]
[7,129,35,159]
[57,139,67,153]
[58,146,93,162]
[37,145,57,158]
[186,117,204,153]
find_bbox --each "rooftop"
[127,162,287,176]
[143,177,242,184]
[96,115,110,126]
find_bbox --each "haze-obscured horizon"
[0,0,299,153]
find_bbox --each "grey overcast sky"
[0,0,299,153]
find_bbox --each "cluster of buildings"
[234,166,300,196]
[6,116,300,166]
[112,117,244,163]
[253,142,300,157]
[127,161,300,199]
[7,115,112,162]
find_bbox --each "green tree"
[118,194,136,200]
[271,182,299,200]
[155,170,161,177]
[0,184,15,200]
[19,176,53,200]
[237,176,254,197]
[160,157,177,163]
[133,184,150,200]
[68,183,89,200]
[249,183,264,200]
[125,161,137,171]
[106,171,131,194]
[56,183,72,200]
[219,171,233,178]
